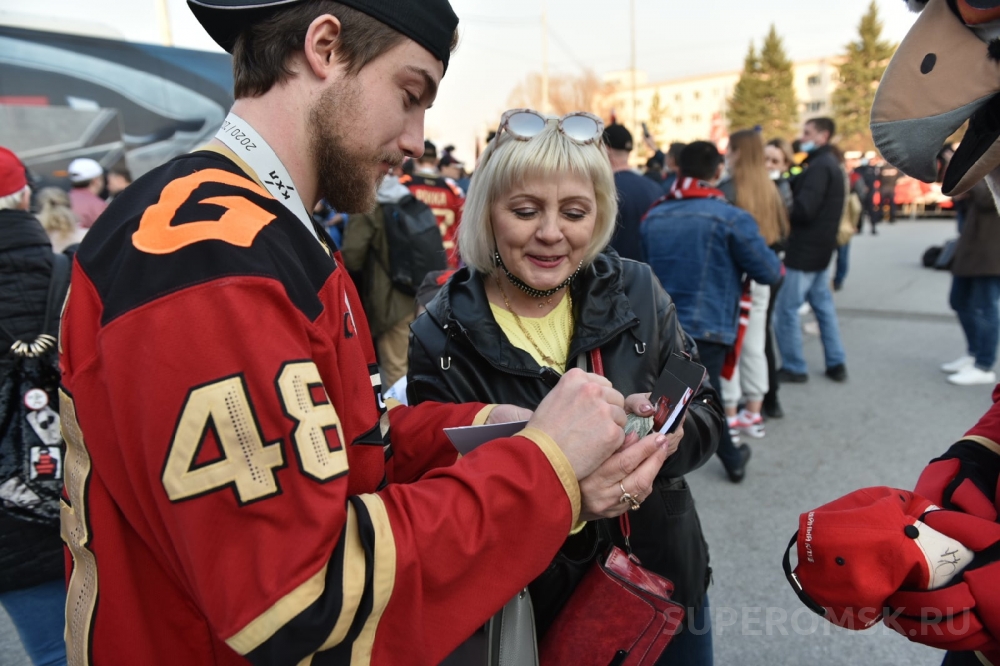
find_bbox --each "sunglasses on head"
[496,108,605,146]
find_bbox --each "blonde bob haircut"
[458,119,618,275]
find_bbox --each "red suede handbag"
[538,350,686,666]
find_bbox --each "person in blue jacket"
[642,141,783,483]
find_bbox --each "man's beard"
[309,84,402,214]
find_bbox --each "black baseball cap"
[187,0,459,72]
[603,124,633,152]
[422,140,438,161]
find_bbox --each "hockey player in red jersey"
[56,1,677,665]
[401,140,465,267]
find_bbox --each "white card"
[443,421,529,456]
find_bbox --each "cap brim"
[188,0,303,53]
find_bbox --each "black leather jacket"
[0,209,63,592]
[408,250,724,624]
[787,145,846,272]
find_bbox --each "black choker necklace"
[494,250,582,299]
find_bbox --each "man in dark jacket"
[606,124,665,261]
[642,142,783,483]
[0,146,67,666]
[773,117,848,383]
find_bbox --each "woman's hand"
[624,392,655,417]
[578,424,682,522]
[623,392,685,456]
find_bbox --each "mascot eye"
[836,557,846,566]
[920,53,937,74]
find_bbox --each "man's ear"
[303,14,344,81]
[714,162,726,182]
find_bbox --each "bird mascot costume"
[785,2,1000,665]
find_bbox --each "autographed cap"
[782,487,973,630]
[187,0,459,72]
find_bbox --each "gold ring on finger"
[619,480,641,511]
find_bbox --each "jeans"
[774,267,847,374]
[0,579,67,666]
[697,340,742,471]
[834,242,850,289]
[949,276,1000,370]
[656,593,713,665]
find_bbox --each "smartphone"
[642,122,652,139]
[649,354,707,434]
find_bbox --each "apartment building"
[602,58,841,153]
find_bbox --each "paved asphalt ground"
[690,218,991,666]
[0,219,988,665]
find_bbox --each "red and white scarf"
[643,177,727,222]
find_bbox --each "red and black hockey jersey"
[400,172,464,268]
[58,149,581,666]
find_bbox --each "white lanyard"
[214,111,319,242]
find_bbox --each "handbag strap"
[0,252,71,348]
[585,347,637,555]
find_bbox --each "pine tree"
[727,26,798,139]
[833,1,896,151]
[758,25,799,139]
[727,42,767,133]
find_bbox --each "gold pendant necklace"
[495,273,570,368]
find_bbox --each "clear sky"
[2,0,918,161]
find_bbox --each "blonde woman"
[408,110,724,664]
[718,130,790,436]
[36,187,85,253]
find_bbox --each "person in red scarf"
[641,141,784,484]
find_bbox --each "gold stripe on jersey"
[472,405,496,426]
[350,494,397,666]
[965,435,1000,457]
[315,501,366,650]
[60,390,98,666]
[517,427,581,525]
[225,564,329,655]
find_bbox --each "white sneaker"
[731,409,766,439]
[941,355,975,374]
[947,366,997,386]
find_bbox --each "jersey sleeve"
[384,400,495,484]
[70,268,579,666]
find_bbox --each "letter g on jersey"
[132,169,277,254]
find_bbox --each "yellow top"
[489,294,574,371]
[491,294,587,535]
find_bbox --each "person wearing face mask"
[773,117,849,384]
[408,111,725,665]
[761,138,796,418]
[765,138,795,212]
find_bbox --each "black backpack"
[381,195,448,296]
[0,253,70,525]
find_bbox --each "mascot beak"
[871,0,1000,195]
